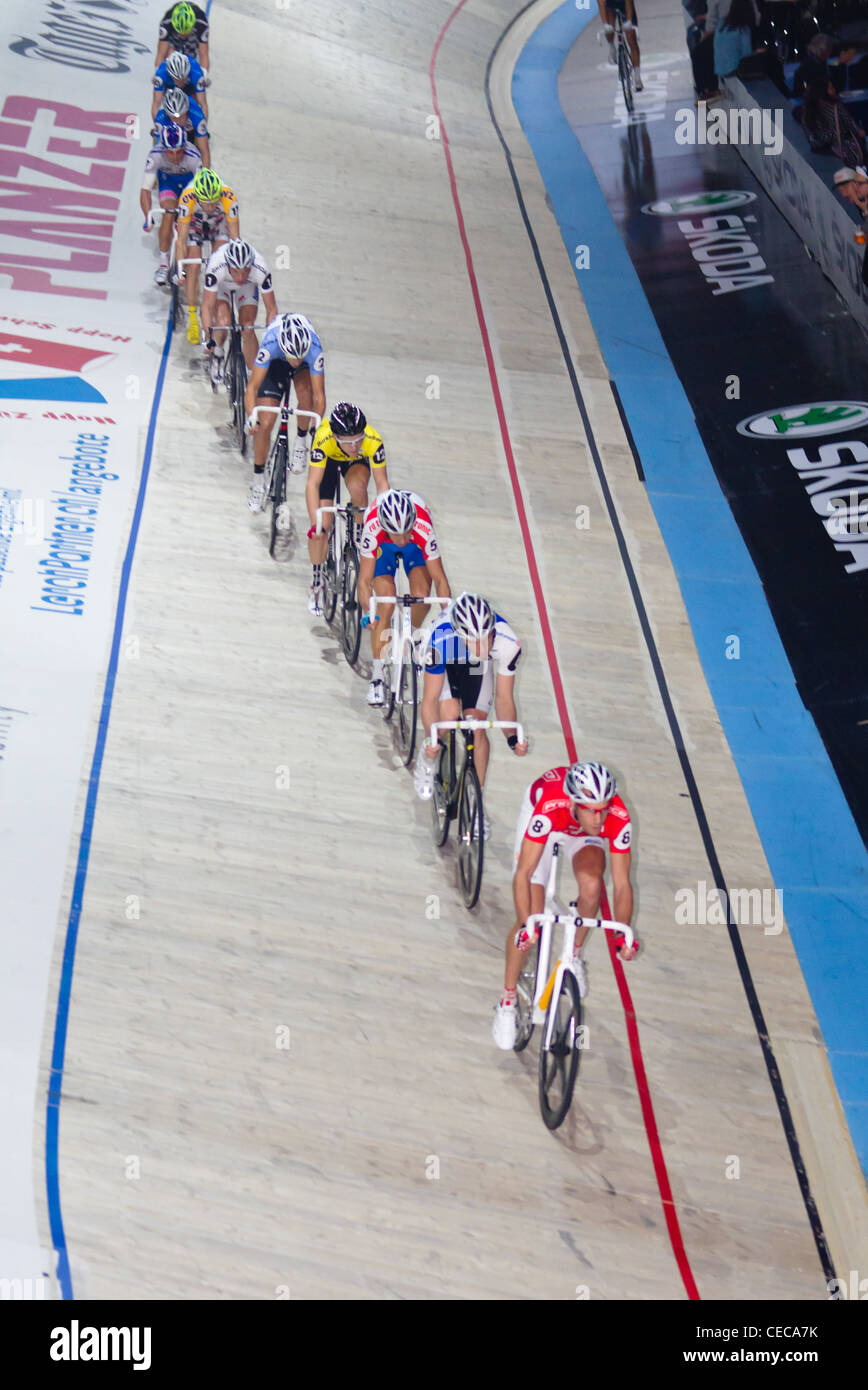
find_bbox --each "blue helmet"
[160,122,185,150]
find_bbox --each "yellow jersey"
[177,183,239,224]
[310,422,386,469]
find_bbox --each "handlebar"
[430,718,525,747]
[245,406,322,433]
[367,594,451,621]
[521,914,635,950]
[314,502,363,534]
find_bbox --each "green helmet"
[171,3,196,35]
[192,168,222,202]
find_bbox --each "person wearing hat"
[834,165,868,215]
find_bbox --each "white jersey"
[141,142,201,189]
[203,244,273,297]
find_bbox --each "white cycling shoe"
[571,957,588,999]
[367,678,385,707]
[290,436,309,474]
[154,264,169,286]
[414,745,434,799]
[307,586,323,616]
[492,999,517,1050]
[634,71,644,92]
[247,479,265,513]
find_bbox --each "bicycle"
[368,593,452,766]
[614,10,634,115]
[513,842,635,1129]
[205,295,247,454]
[316,479,365,665]
[429,717,525,910]
[247,399,321,557]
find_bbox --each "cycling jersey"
[153,56,207,95]
[423,613,521,712]
[177,182,239,226]
[155,101,208,142]
[360,492,439,565]
[159,4,209,56]
[203,244,272,298]
[310,423,385,471]
[141,142,201,195]
[523,767,632,852]
[254,315,323,375]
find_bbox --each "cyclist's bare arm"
[513,835,546,928]
[198,41,210,70]
[357,553,376,614]
[200,287,217,338]
[420,668,445,749]
[261,289,278,322]
[243,362,269,422]
[610,850,635,955]
[374,466,391,494]
[494,674,528,752]
[305,468,324,529]
[425,555,450,599]
[155,39,169,67]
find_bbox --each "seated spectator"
[713,0,760,82]
[792,34,836,97]
[834,165,868,215]
[800,77,868,166]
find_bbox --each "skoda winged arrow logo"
[642,191,757,216]
[736,402,868,439]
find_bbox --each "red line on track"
[430,0,700,1302]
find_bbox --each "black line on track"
[482,0,835,1285]
[609,379,645,482]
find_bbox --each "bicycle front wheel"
[514,937,541,1053]
[618,44,634,114]
[457,761,484,909]
[232,352,248,456]
[430,733,455,847]
[539,969,582,1130]
[340,545,362,665]
[323,525,339,624]
[395,648,418,764]
[268,441,287,557]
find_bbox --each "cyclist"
[140,123,202,286]
[492,761,639,1050]
[175,168,239,345]
[154,87,210,167]
[597,0,643,91]
[201,239,278,379]
[244,313,325,512]
[304,404,390,615]
[152,50,209,124]
[155,3,210,71]
[415,593,528,836]
[357,489,451,706]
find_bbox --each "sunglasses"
[573,800,612,815]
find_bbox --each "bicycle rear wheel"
[430,732,455,847]
[323,524,339,624]
[457,760,484,909]
[231,349,248,456]
[268,440,287,557]
[395,647,418,764]
[514,937,541,1053]
[340,545,362,665]
[539,969,582,1130]
[618,42,634,114]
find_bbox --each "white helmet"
[377,490,416,535]
[224,238,255,270]
[162,88,189,119]
[450,592,495,642]
[276,313,311,360]
[565,761,616,806]
[166,51,191,84]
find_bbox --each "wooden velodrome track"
[37,0,868,1298]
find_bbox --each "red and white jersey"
[360,491,440,562]
[523,767,632,853]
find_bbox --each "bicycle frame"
[368,593,451,702]
[522,845,635,1036]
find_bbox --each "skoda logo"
[642,191,756,216]
[736,401,868,439]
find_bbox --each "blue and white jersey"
[153,56,207,95]
[155,100,208,140]
[423,613,521,675]
[254,315,324,375]
[141,141,201,189]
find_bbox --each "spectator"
[800,77,868,166]
[834,165,868,215]
[833,45,868,92]
[792,34,836,97]
[714,0,760,82]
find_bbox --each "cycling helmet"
[166,51,191,84]
[329,402,367,437]
[192,167,222,201]
[565,761,616,806]
[450,592,495,642]
[162,88,189,119]
[224,238,255,270]
[377,490,417,535]
[276,313,312,360]
[159,121,185,150]
[171,3,196,35]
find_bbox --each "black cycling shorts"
[317,455,371,502]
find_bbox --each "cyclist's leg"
[504,815,552,993]
[369,564,397,702]
[157,190,178,255]
[212,293,231,352]
[307,460,335,571]
[625,0,641,74]
[183,242,202,308]
[597,0,615,57]
[570,841,607,952]
[343,461,371,538]
[404,551,431,627]
[237,297,259,368]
